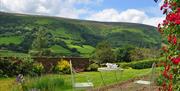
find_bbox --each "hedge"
[117,58,163,69]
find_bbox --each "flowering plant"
[32,62,44,76]
[156,0,180,90]
[54,59,70,74]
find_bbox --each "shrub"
[156,74,165,86]
[18,56,34,76]
[54,59,70,74]
[0,57,34,77]
[0,69,4,77]
[86,63,99,71]
[92,41,115,63]
[129,48,160,61]
[0,56,44,77]
[117,58,161,69]
[115,46,135,62]
[32,62,44,76]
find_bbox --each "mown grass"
[0,68,156,91]
[0,36,23,45]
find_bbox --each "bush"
[0,69,4,77]
[86,63,99,71]
[0,57,34,77]
[54,59,70,74]
[129,47,160,61]
[115,46,135,62]
[18,56,34,76]
[32,62,44,76]
[92,41,116,63]
[117,58,161,69]
[0,56,44,77]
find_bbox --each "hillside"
[0,12,161,57]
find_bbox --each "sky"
[0,0,165,26]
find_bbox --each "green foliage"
[54,59,70,74]
[156,74,165,86]
[116,47,161,62]
[32,62,44,76]
[0,56,46,77]
[107,29,161,48]
[129,47,160,61]
[29,49,54,57]
[19,31,36,52]
[92,41,115,63]
[0,69,3,77]
[31,28,51,56]
[40,49,53,56]
[157,0,180,90]
[0,56,34,77]
[69,52,80,57]
[115,46,135,62]
[86,63,99,71]
[118,58,160,69]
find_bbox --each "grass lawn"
[0,68,154,91]
[69,68,152,87]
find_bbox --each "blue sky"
[100,0,161,16]
[0,0,164,26]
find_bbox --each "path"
[91,76,160,91]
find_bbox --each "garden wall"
[33,57,90,73]
[0,57,90,73]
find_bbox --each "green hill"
[0,12,161,57]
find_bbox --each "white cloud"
[143,17,165,26]
[87,9,147,23]
[86,8,164,26]
[0,0,101,19]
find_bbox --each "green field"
[0,68,158,91]
[50,45,71,54]
[68,45,95,54]
[0,50,28,57]
[0,36,22,45]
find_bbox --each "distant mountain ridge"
[0,12,161,57]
